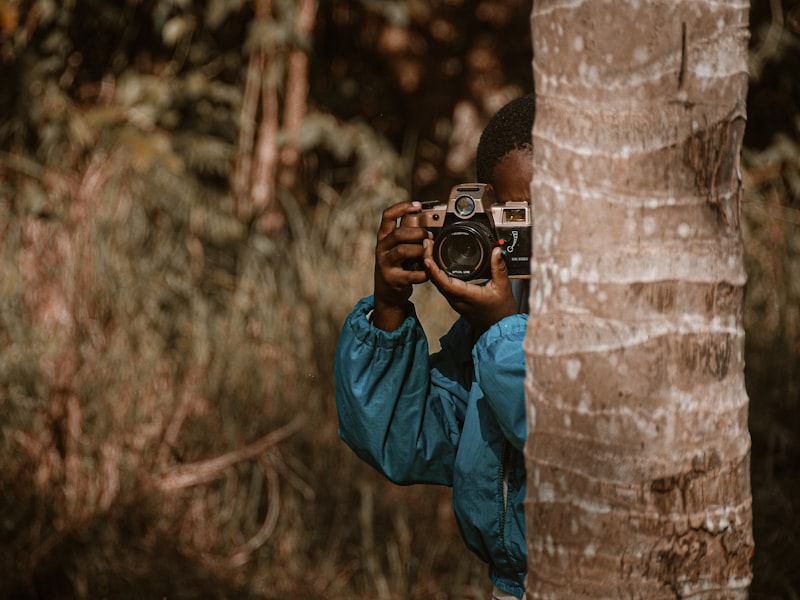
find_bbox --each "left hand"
[424,239,517,334]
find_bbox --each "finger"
[387,241,427,268]
[377,240,428,286]
[377,201,422,241]
[404,268,429,285]
[424,240,469,297]
[376,232,429,274]
[391,226,431,244]
[490,247,510,282]
[423,237,434,261]
[380,257,429,283]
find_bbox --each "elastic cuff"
[348,296,420,349]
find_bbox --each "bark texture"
[524,1,754,597]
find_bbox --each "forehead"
[491,148,533,202]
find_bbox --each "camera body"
[402,183,532,281]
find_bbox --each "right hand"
[424,242,517,334]
[372,201,432,331]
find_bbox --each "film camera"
[402,183,532,281]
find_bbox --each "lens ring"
[434,221,496,280]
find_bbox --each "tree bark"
[524,1,754,597]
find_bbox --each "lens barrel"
[434,220,496,280]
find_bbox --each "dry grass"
[0,120,484,598]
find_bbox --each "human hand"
[372,201,432,331]
[424,240,517,334]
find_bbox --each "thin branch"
[226,453,281,567]
[250,0,279,218]
[250,71,279,216]
[156,362,209,469]
[280,0,318,189]
[156,415,306,492]
[232,50,264,213]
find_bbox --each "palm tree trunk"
[524,1,754,597]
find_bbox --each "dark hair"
[475,93,536,184]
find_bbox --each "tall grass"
[0,113,483,599]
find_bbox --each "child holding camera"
[334,94,535,599]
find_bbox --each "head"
[475,94,535,203]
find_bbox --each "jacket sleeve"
[334,296,474,486]
[472,313,528,451]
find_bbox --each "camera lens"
[445,234,480,266]
[434,221,496,280]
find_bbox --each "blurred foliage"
[0,0,797,598]
[743,3,800,598]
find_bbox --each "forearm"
[334,297,460,484]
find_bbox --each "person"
[334,94,535,600]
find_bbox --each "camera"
[402,183,531,281]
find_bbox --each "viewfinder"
[503,208,527,223]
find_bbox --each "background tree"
[524,0,754,596]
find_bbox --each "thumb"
[490,246,509,280]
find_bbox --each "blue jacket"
[334,295,528,597]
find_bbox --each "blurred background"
[0,1,797,598]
